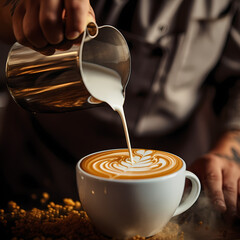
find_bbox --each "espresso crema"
[80,149,183,179]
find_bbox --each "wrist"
[209,130,240,163]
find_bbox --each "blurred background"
[0,42,10,137]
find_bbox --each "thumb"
[86,6,98,37]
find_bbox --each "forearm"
[210,130,240,164]
[0,1,15,44]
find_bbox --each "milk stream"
[82,62,134,163]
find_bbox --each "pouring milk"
[81,62,133,162]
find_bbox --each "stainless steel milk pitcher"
[5,23,131,113]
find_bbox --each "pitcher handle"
[85,22,99,41]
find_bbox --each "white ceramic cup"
[76,149,201,238]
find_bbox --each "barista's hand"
[11,0,95,54]
[189,130,240,223]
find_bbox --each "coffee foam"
[80,149,183,179]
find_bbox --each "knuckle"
[40,13,63,44]
[213,190,223,197]
[227,161,236,169]
[203,172,220,183]
[223,183,236,194]
[207,155,221,165]
[40,12,58,29]
[210,190,223,199]
[67,1,82,12]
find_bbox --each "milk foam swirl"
[80,149,183,179]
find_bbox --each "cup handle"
[173,171,201,217]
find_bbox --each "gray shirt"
[91,0,240,136]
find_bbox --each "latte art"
[80,149,183,179]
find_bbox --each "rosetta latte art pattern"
[80,149,183,179]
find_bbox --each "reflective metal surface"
[5,24,130,113]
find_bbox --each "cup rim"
[76,148,186,183]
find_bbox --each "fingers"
[197,155,240,222]
[64,0,91,40]
[12,0,95,54]
[12,0,64,48]
[202,166,227,213]
[12,1,29,46]
[39,0,64,44]
[222,164,238,218]
[23,0,47,48]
